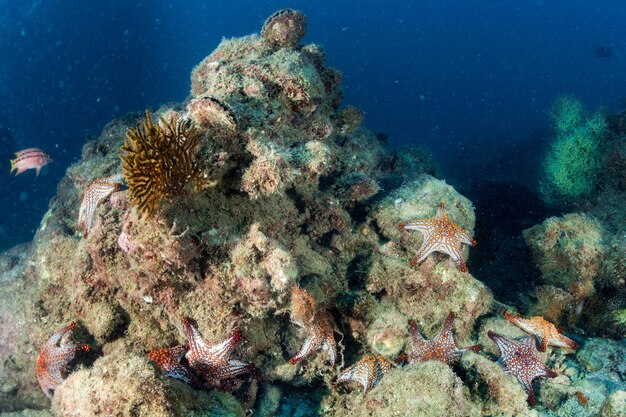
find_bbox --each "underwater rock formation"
[1,9,624,417]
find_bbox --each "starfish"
[288,287,337,366]
[289,312,337,366]
[337,355,397,394]
[399,202,476,272]
[147,344,198,387]
[36,321,90,398]
[488,331,557,406]
[182,317,256,390]
[407,312,481,365]
[504,312,578,352]
[77,173,124,237]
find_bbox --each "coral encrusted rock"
[0,9,463,416]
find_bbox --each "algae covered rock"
[523,210,626,338]
[334,361,481,417]
[0,8,482,417]
[524,213,606,302]
[461,351,531,416]
[52,342,245,417]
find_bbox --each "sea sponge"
[120,111,202,216]
[261,9,306,48]
[541,96,607,203]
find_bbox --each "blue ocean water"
[0,0,625,251]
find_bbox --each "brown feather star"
[504,312,578,352]
[407,312,481,365]
[77,173,124,237]
[399,202,476,272]
[488,331,557,406]
[36,322,90,398]
[337,355,397,394]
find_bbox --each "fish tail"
[9,158,16,174]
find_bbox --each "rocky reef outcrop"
[1,9,624,417]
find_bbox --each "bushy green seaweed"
[541,96,607,203]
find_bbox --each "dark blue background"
[1,0,625,250]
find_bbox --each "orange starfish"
[504,312,578,352]
[77,173,124,237]
[399,202,476,272]
[407,312,481,365]
[289,287,337,366]
[337,355,397,394]
[36,322,90,398]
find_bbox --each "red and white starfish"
[408,312,481,365]
[400,202,476,272]
[337,355,397,394]
[488,331,557,406]
[77,173,124,237]
[147,344,198,387]
[289,312,337,366]
[36,322,90,398]
[182,317,256,390]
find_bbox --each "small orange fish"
[10,148,52,176]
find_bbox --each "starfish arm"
[523,335,538,350]
[148,345,197,385]
[488,331,516,358]
[289,334,319,364]
[83,199,96,236]
[457,229,476,247]
[182,317,211,362]
[503,312,537,336]
[408,320,426,352]
[57,343,90,359]
[436,202,447,219]
[218,359,255,380]
[77,196,87,231]
[443,242,467,272]
[460,343,482,354]
[206,330,241,363]
[166,364,197,385]
[338,359,371,392]
[442,312,456,333]
[411,236,440,266]
[402,221,433,234]
[520,377,537,407]
[44,322,76,349]
[552,334,578,350]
